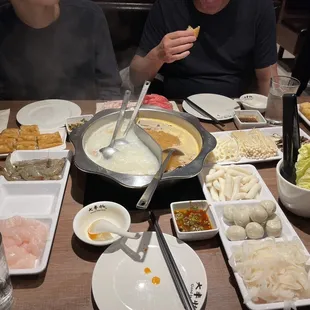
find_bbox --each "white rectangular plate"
[199,164,269,203]
[0,150,72,275]
[0,127,67,159]
[298,104,310,127]
[198,164,310,310]
[207,126,310,165]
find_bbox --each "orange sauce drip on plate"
[144,267,151,274]
[152,276,160,285]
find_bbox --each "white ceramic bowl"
[170,200,219,241]
[240,93,267,113]
[234,110,267,130]
[66,114,93,133]
[276,159,310,217]
[73,201,131,246]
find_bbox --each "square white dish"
[206,126,310,165]
[233,110,266,129]
[0,127,67,159]
[0,183,61,216]
[170,200,218,241]
[199,165,310,310]
[210,200,297,257]
[0,150,72,275]
[199,164,269,204]
[66,114,93,133]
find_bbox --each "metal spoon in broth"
[99,90,131,159]
[136,148,184,210]
[114,80,151,147]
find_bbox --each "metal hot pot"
[70,107,216,188]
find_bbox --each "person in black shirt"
[0,0,121,100]
[130,0,278,99]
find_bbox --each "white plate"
[298,104,310,127]
[206,126,310,165]
[0,150,72,275]
[199,164,269,204]
[198,164,310,310]
[16,99,81,130]
[92,231,207,310]
[182,94,240,121]
[0,127,67,159]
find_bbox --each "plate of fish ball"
[0,125,66,157]
[210,199,298,246]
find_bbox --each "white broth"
[85,120,160,175]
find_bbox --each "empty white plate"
[16,99,81,130]
[182,94,240,121]
[92,231,207,310]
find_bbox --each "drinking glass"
[0,233,13,310]
[265,76,300,125]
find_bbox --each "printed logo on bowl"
[88,204,108,213]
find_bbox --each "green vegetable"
[295,144,310,189]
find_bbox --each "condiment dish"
[66,114,93,133]
[170,200,219,241]
[73,201,131,246]
[234,110,267,130]
[240,93,267,113]
[276,159,310,218]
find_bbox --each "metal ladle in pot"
[136,147,184,210]
[114,80,151,147]
[99,90,131,159]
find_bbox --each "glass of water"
[265,76,300,125]
[0,233,13,310]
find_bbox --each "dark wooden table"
[1,98,310,310]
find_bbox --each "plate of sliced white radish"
[200,164,264,202]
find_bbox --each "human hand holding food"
[154,27,199,64]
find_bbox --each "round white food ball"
[250,205,268,224]
[223,205,235,223]
[245,222,264,239]
[226,225,246,241]
[266,215,282,237]
[260,200,276,216]
[233,206,250,227]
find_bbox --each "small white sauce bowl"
[66,114,93,133]
[240,93,267,113]
[171,200,219,241]
[276,159,310,218]
[73,201,131,246]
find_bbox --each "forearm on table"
[129,47,164,87]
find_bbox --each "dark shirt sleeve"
[94,11,122,100]
[137,0,167,57]
[254,0,277,69]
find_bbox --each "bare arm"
[130,30,196,87]
[255,63,278,96]
[130,49,164,87]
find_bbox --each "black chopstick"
[185,97,225,127]
[149,211,195,310]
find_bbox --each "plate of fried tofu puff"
[0,125,66,156]
[298,102,310,126]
